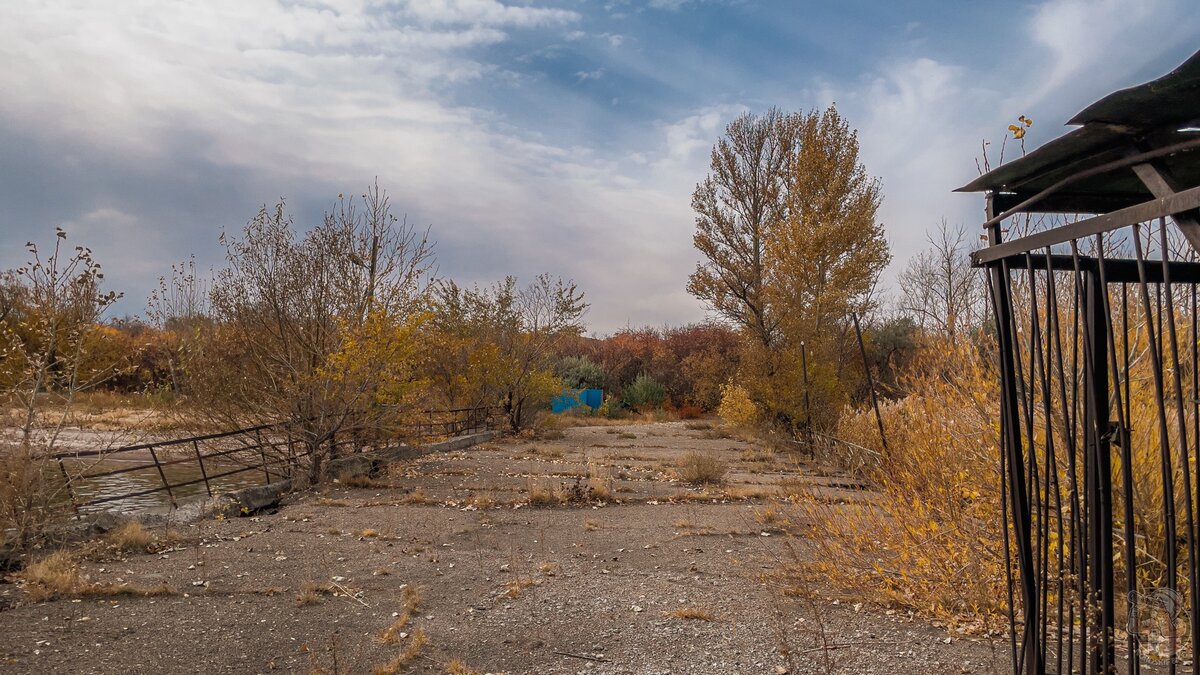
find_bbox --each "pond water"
[60,455,271,515]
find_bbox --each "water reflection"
[62,456,269,514]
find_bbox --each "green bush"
[622,373,665,411]
[554,356,606,390]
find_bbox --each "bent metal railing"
[50,406,501,514]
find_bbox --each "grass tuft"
[677,452,728,486]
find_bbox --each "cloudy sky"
[1,0,1197,333]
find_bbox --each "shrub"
[677,452,728,485]
[717,381,757,429]
[622,373,665,411]
[787,338,1006,626]
[554,355,606,390]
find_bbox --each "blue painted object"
[552,388,603,413]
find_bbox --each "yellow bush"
[717,381,758,429]
[788,337,1007,625]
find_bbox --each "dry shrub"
[664,607,715,621]
[677,452,728,486]
[527,480,562,507]
[677,403,704,420]
[102,521,157,553]
[443,659,482,675]
[586,462,613,501]
[380,586,423,644]
[400,488,433,505]
[740,447,776,464]
[341,474,386,489]
[789,338,1006,626]
[297,580,336,607]
[684,421,712,431]
[19,550,175,602]
[0,450,71,549]
[372,628,427,675]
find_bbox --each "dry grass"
[296,580,336,606]
[101,521,157,553]
[754,506,783,525]
[372,628,428,675]
[443,659,482,675]
[400,488,434,505]
[616,432,637,439]
[664,607,715,621]
[468,494,496,509]
[583,520,600,531]
[533,444,565,458]
[380,586,424,644]
[357,528,381,538]
[683,421,713,431]
[586,462,613,501]
[740,447,776,464]
[341,474,387,489]
[677,452,728,485]
[527,480,562,507]
[539,562,559,576]
[503,578,536,598]
[19,551,175,602]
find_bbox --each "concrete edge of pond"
[2,430,498,569]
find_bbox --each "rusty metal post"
[800,340,813,447]
[192,439,212,497]
[148,445,176,508]
[851,312,888,453]
[255,428,271,484]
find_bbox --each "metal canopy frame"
[964,49,1200,674]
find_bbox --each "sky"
[1,0,1197,334]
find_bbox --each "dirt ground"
[0,420,1009,674]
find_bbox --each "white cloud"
[575,68,606,81]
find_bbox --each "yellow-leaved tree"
[689,104,889,433]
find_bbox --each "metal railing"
[50,405,501,513]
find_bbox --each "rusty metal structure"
[53,405,500,514]
[962,50,1200,673]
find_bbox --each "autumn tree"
[427,274,587,431]
[190,184,433,482]
[688,108,796,348]
[691,104,890,432]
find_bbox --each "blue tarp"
[552,388,603,413]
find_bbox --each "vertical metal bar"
[801,340,813,446]
[56,458,79,515]
[1084,265,1115,673]
[255,428,271,484]
[148,445,176,509]
[192,439,212,497]
[1159,217,1199,671]
[851,312,888,453]
[1095,237,1139,674]
[989,248,1040,672]
[1133,222,1180,675]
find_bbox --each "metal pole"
[255,428,271,484]
[851,312,888,453]
[800,340,813,447]
[192,439,212,497]
[148,445,176,509]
